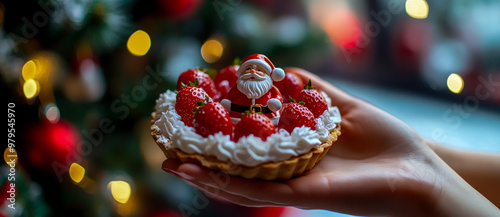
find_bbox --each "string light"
[22,60,37,80]
[4,147,17,167]
[23,79,39,99]
[45,103,60,123]
[69,163,86,183]
[447,73,464,94]
[200,39,223,63]
[21,53,59,104]
[406,0,429,19]
[127,30,151,56]
[109,180,131,204]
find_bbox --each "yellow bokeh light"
[127,30,151,56]
[406,0,429,19]
[4,147,17,167]
[69,163,85,183]
[201,39,223,63]
[23,79,39,99]
[22,60,37,80]
[109,181,131,204]
[447,73,464,94]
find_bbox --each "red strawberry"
[193,101,232,138]
[297,79,328,118]
[175,85,209,127]
[278,102,315,133]
[214,65,239,99]
[274,71,303,103]
[234,112,276,142]
[176,68,221,101]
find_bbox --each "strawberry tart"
[151,54,341,180]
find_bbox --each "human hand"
[162,68,500,216]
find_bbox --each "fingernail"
[163,168,194,180]
[175,171,195,180]
[162,167,173,173]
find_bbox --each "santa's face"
[237,64,273,99]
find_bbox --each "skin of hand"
[428,141,500,208]
[162,67,500,216]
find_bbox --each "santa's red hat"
[237,54,285,82]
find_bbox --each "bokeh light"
[4,147,17,167]
[109,180,131,204]
[327,9,360,48]
[69,163,86,183]
[447,73,464,94]
[309,2,360,48]
[201,39,224,63]
[23,79,39,99]
[127,30,151,56]
[406,0,429,19]
[45,103,60,123]
[22,60,37,81]
[21,53,60,105]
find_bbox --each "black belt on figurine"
[231,103,273,114]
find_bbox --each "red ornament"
[158,0,204,21]
[26,119,81,172]
[0,182,13,207]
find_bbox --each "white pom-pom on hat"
[271,68,285,82]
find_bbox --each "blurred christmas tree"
[0,0,329,216]
[1,0,499,216]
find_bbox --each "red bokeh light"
[322,8,360,48]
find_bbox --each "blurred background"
[1,0,499,216]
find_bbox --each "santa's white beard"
[237,73,273,99]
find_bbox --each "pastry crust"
[151,112,341,181]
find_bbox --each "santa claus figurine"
[221,54,285,125]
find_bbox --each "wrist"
[389,150,442,216]
[426,150,500,216]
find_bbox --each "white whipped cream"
[153,90,341,167]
